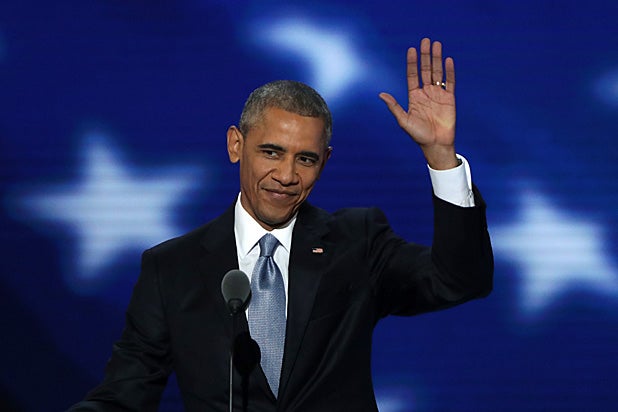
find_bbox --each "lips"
[263,187,298,201]
[265,189,296,196]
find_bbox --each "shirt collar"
[234,193,296,258]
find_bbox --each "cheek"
[241,159,267,185]
[300,170,321,192]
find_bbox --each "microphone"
[221,269,251,412]
[221,269,251,315]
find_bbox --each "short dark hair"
[239,80,332,145]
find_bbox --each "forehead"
[248,107,327,150]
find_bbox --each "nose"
[272,158,299,186]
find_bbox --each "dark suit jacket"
[69,191,493,411]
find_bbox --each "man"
[68,38,493,411]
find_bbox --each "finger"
[419,37,432,87]
[431,41,443,84]
[445,57,456,93]
[406,47,419,99]
[379,92,408,127]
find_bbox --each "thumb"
[379,92,407,126]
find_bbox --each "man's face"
[227,107,332,230]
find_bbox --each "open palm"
[380,38,458,170]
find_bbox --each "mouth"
[263,188,298,200]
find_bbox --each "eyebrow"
[258,143,285,152]
[257,143,320,160]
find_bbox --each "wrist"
[422,145,459,170]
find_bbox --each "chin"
[259,214,292,229]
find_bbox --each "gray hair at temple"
[239,80,333,145]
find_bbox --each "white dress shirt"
[234,197,296,317]
[428,154,475,208]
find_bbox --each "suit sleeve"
[66,249,172,411]
[372,186,493,318]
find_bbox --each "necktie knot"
[259,233,279,258]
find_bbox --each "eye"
[262,149,279,158]
[298,156,318,166]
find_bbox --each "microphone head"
[221,270,251,315]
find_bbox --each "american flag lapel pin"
[311,247,324,254]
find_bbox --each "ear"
[317,146,333,178]
[325,146,333,162]
[227,126,243,163]
[321,146,333,168]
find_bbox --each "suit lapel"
[279,203,333,400]
[198,204,248,337]
[200,203,275,402]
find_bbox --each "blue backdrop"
[1,1,617,411]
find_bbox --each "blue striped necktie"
[248,233,286,397]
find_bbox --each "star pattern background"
[1,1,617,411]
[17,133,204,292]
[492,190,618,316]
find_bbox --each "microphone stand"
[228,299,243,412]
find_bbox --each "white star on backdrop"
[376,387,416,412]
[19,133,203,288]
[595,67,618,107]
[492,190,618,316]
[257,18,368,103]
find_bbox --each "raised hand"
[379,38,458,170]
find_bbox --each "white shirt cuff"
[427,154,475,207]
